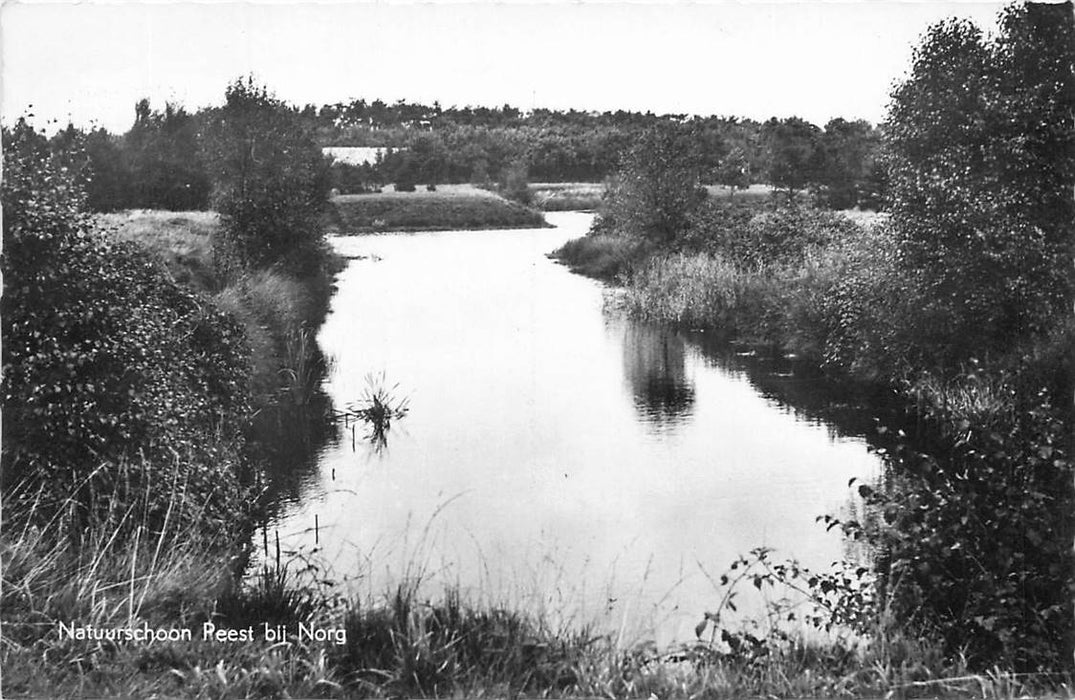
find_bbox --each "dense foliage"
[885,5,1074,372]
[51,94,885,214]
[201,78,332,274]
[1,120,251,535]
[595,124,708,244]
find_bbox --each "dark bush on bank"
[202,77,332,276]
[1,119,251,537]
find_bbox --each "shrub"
[2,119,251,536]
[844,395,1073,670]
[884,5,1075,371]
[596,124,707,245]
[202,77,331,275]
[498,159,532,205]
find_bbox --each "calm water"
[265,211,881,644]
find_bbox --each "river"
[262,211,883,645]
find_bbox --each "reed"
[551,234,644,280]
[337,372,411,453]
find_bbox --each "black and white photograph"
[1,1,1072,696]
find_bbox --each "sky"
[1,1,1009,135]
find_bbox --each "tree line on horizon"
[25,97,885,213]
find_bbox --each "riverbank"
[330,185,547,233]
[102,210,343,402]
[552,198,1074,675]
[0,207,346,697]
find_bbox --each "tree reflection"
[620,322,696,431]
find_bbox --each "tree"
[885,4,1074,367]
[762,117,822,197]
[83,128,133,211]
[714,146,751,195]
[601,123,707,244]
[816,118,879,209]
[409,133,448,187]
[498,158,532,205]
[202,78,331,274]
[125,99,211,210]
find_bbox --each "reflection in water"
[619,322,695,431]
[250,389,338,520]
[685,332,910,444]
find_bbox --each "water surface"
[267,212,881,643]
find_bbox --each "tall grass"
[623,252,787,337]
[8,480,1068,700]
[530,182,607,211]
[100,210,221,290]
[551,234,645,280]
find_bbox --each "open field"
[331,186,547,233]
[704,183,776,201]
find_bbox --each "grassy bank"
[9,519,1060,699]
[330,185,546,233]
[0,202,346,697]
[530,182,607,211]
[101,210,342,401]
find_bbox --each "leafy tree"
[816,118,879,209]
[202,78,331,273]
[82,128,133,211]
[714,146,751,194]
[885,4,1074,369]
[498,158,532,205]
[409,133,448,187]
[601,124,707,244]
[391,152,420,192]
[761,117,822,197]
[125,99,211,210]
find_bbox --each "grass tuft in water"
[337,372,411,452]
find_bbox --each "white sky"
[2,1,1007,135]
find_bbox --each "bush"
[551,234,644,280]
[202,78,331,275]
[596,124,707,244]
[884,5,1074,371]
[498,159,532,205]
[2,119,251,537]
